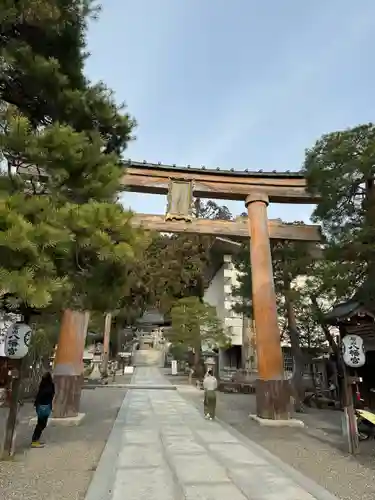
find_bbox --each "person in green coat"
[203,369,218,420]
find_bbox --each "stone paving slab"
[208,442,268,466]
[112,467,176,500]
[185,484,248,500]
[84,366,340,500]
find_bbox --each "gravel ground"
[3,367,374,500]
[178,385,375,500]
[0,386,127,500]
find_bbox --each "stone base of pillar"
[53,374,84,418]
[29,413,85,427]
[249,414,304,428]
[255,379,292,420]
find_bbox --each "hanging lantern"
[341,334,366,368]
[4,323,32,359]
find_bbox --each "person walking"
[31,372,55,448]
[203,369,218,420]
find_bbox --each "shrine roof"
[324,274,375,325]
[136,308,170,326]
[123,160,305,179]
[324,291,375,325]
[324,300,364,324]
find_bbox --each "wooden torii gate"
[122,161,321,421]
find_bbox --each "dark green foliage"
[56,202,148,312]
[194,199,232,220]
[235,123,375,352]
[0,0,145,321]
[303,124,375,292]
[0,111,123,203]
[1,1,134,155]
[233,235,326,348]
[170,296,231,350]
[169,343,189,362]
[0,193,71,311]
[119,200,234,320]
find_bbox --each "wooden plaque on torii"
[165,179,194,222]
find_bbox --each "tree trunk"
[241,314,250,370]
[193,344,202,376]
[194,348,200,369]
[1,360,23,458]
[309,295,338,352]
[101,312,112,378]
[53,309,89,418]
[310,295,343,401]
[365,178,375,287]
[284,287,305,412]
[193,334,205,383]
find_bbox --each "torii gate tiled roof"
[122,160,305,179]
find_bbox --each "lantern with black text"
[341,335,366,368]
[4,323,32,359]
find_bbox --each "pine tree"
[0,193,70,314]
[1,1,134,155]
[170,296,231,371]
[0,1,141,316]
[0,1,145,417]
[302,124,375,300]
[0,109,145,316]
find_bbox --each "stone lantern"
[203,350,218,377]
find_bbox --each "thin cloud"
[191,3,375,168]
[86,0,189,122]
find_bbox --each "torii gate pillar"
[246,193,291,420]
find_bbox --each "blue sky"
[85,0,375,223]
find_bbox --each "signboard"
[342,335,366,368]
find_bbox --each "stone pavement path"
[178,384,375,500]
[85,367,339,500]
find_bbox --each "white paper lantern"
[4,323,32,359]
[342,334,366,368]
